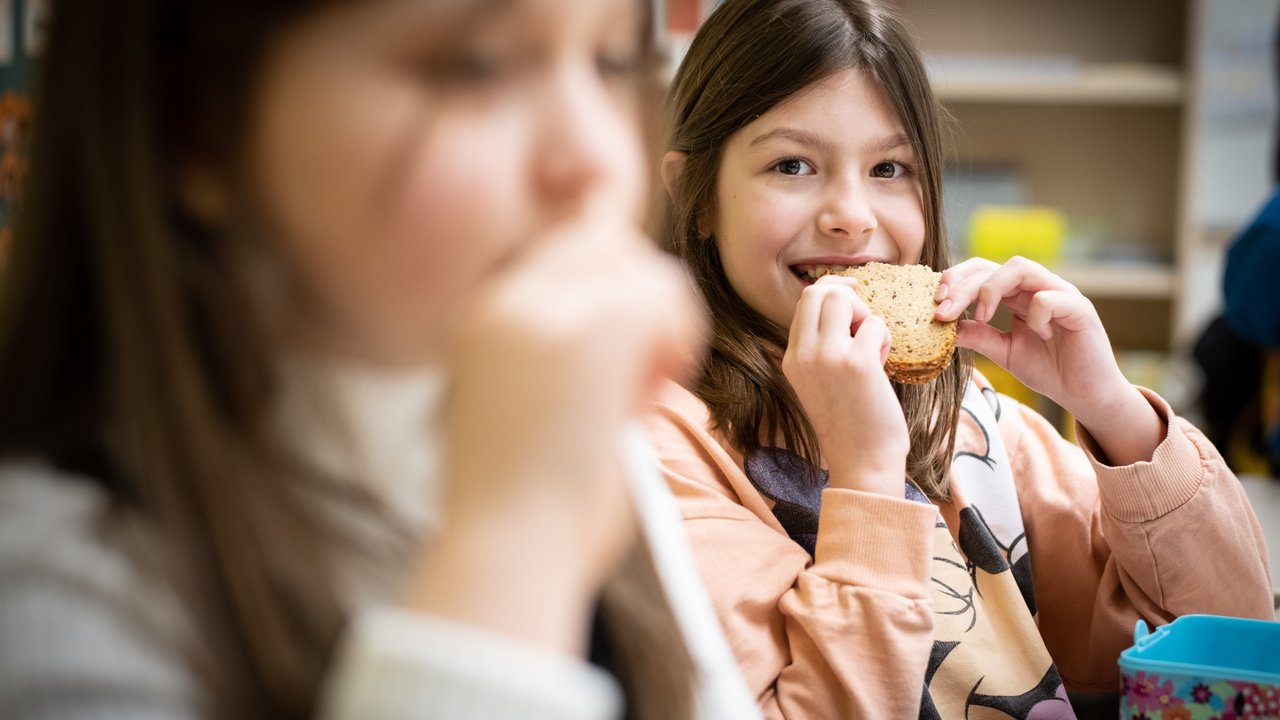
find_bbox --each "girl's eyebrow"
[748,127,835,155]
[871,133,911,153]
[749,128,912,156]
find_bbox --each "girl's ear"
[661,150,715,238]
[660,150,688,201]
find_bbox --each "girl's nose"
[817,177,878,239]
[532,65,630,216]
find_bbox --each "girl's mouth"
[790,263,860,284]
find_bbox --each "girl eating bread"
[646,0,1275,716]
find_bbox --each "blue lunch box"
[1118,614,1280,719]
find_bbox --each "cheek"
[884,192,927,263]
[382,124,520,288]
[254,83,527,357]
[344,116,527,343]
[717,185,796,269]
[714,184,802,324]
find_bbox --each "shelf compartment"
[1053,263,1176,300]
[930,63,1184,106]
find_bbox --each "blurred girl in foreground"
[0,2,755,719]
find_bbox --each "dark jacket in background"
[1224,191,1280,348]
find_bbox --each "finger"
[513,229,655,310]
[559,253,702,414]
[539,220,649,266]
[937,257,999,303]
[645,257,709,385]
[1024,289,1095,340]
[955,319,1011,367]
[936,260,999,321]
[812,274,861,292]
[816,284,860,346]
[997,289,1038,320]
[850,313,892,367]
[973,256,1075,324]
[788,284,829,350]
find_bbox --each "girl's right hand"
[407,222,706,655]
[781,275,908,497]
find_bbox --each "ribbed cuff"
[1076,386,1205,524]
[321,608,622,720]
[811,488,936,598]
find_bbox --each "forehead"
[759,67,900,131]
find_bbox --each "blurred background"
[0,0,41,273]
[661,0,1280,485]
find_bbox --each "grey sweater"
[0,464,201,718]
[0,363,758,720]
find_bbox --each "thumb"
[637,256,709,406]
[955,319,1011,368]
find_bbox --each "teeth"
[800,264,852,280]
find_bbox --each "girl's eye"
[871,161,908,179]
[441,53,503,86]
[774,158,814,176]
[597,50,640,80]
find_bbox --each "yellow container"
[968,205,1066,266]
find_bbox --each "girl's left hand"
[934,256,1164,464]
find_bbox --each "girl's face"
[711,68,925,330]
[240,0,648,365]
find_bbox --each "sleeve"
[0,475,202,720]
[998,388,1274,692]
[320,609,622,720]
[1224,190,1280,347]
[0,468,622,720]
[644,400,937,720]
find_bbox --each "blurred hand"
[407,220,706,654]
[935,256,1163,464]
[782,275,908,497]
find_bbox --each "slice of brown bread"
[826,262,957,384]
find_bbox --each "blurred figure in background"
[1225,191,1280,349]
[1197,11,1280,476]
[0,2,756,719]
[1214,176,1280,474]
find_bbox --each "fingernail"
[936,299,952,316]
[935,282,949,301]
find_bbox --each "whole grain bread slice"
[827,262,957,384]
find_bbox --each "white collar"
[276,355,759,718]
[276,354,445,531]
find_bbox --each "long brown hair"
[661,0,971,499]
[0,2,692,718]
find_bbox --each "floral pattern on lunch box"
[1120,670,1280,719]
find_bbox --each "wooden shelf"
[1053,263,1175,299]
[930,63,1183,106]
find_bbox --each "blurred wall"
[1180,0,1280,345]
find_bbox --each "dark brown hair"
[0,1,692,718]
[661,0,971,498]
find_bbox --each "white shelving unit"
[930,63,1183,106]
[895,0,1193,351]
[1054,264,1176,300]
